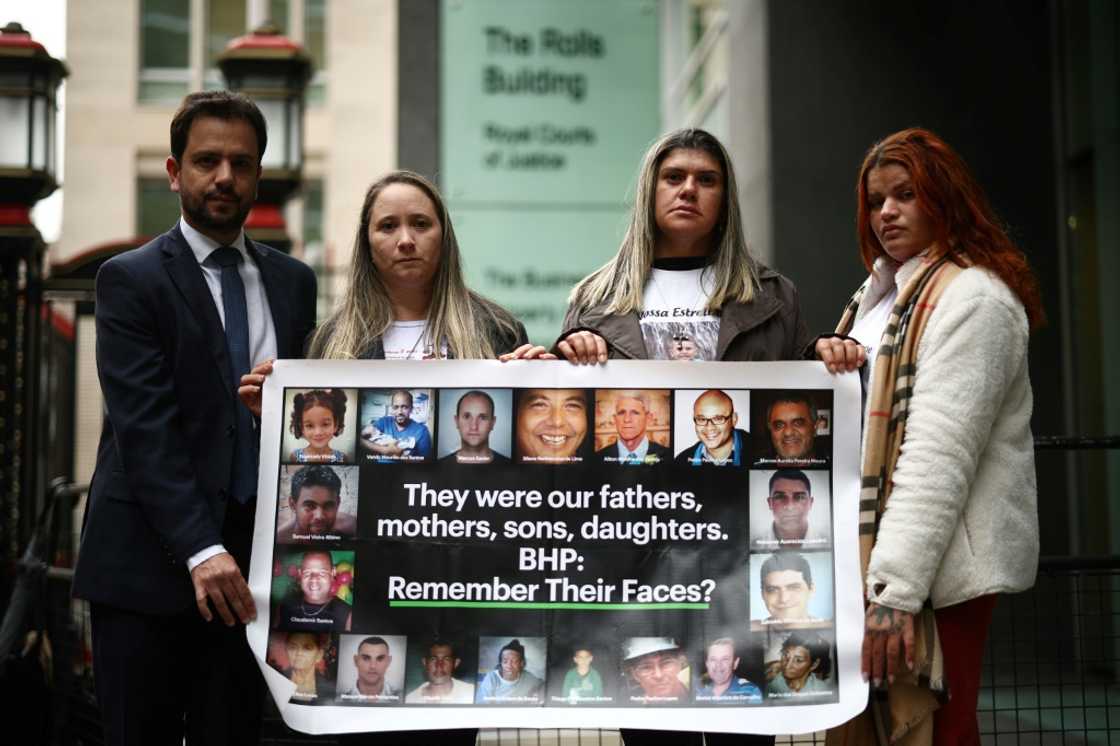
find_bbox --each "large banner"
[249,360,866,734]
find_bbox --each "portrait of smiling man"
[361,389,433,461]
[515,388,589,463]
[594,389,671,465]
[753,551,832,629]
[675,389,750,466]
[761,393,822,465]
[274,550,352,632]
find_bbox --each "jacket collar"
[161,223,234,397]
[578,264,783,361]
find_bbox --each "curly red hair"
[856,128,1045,330]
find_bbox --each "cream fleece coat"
[856,257,1039,613]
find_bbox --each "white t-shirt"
[638,258,720,361]
[381,320,447,360]
[848,286,897,391]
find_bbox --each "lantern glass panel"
[0,94,30,168]
[287,98,301,169]
[0,69,30,89]
[31,96,46,171]
[256,97,285,169]
[239,74,284,91]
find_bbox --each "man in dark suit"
[594,390,671,465]
[72,91,317,746]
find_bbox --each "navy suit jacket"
[72,224,317,615]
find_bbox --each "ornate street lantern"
[0,21,68,215]
[218,22,311,253]
[0,22,67,561]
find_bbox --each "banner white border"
[248,359,867,735]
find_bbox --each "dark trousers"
[621,730,776,745]
[90,497,262,746]
[90,602,264,746]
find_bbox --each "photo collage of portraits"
[267,386,836,707]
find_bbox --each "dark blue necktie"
[211,246,256,503]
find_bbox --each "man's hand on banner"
[499,344,558,361]
[191,552,257,626]
[862,602,914,687]
[238,359,275,419]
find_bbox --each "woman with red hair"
[819,128,1042,746]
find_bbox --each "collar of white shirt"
[179,216,249,266]
[616,436,650,462]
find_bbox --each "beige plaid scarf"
[825,253,967,746]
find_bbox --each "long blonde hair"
[308,171,519,359]
[568,128,760,315]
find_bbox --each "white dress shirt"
[179,217,278,572]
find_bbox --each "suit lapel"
[250,240,293,358]
[161,225,234,397]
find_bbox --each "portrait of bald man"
[674,389,751,466]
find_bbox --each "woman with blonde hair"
[307,170,525,360]
[506,128,802,745]
[505,128,808,370]
[819,128,1042,745]
[241,169,525,746]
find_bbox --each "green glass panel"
[138,78,189,103]
[137,179,182,238]
[140,0,189,70]
[440,0,660,343]
[304,0,327,73]
[269,0,290,32]
[207,0,247,66]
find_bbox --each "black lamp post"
[0,21,67,560]
[217,22,311,254]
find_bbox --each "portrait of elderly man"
[405,638,476,704]
[595,390,671,465]
[440,389,509,464]
[360,389,432,461]
[675,389,750,466]
[276,465,357,542]
[273,550,352,632]
[340,636,400,702]
[515,388,589,463]
[750,468,831,550]
[622,637,690,703]
[694,638,762,703]
[761,393,822,465]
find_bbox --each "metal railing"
[13,432,1120,745]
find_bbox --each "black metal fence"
[22,540,1120,744]
[10,433,1120,745]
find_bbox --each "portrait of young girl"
[283,388,358,464]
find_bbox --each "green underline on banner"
[388,601,710,611]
